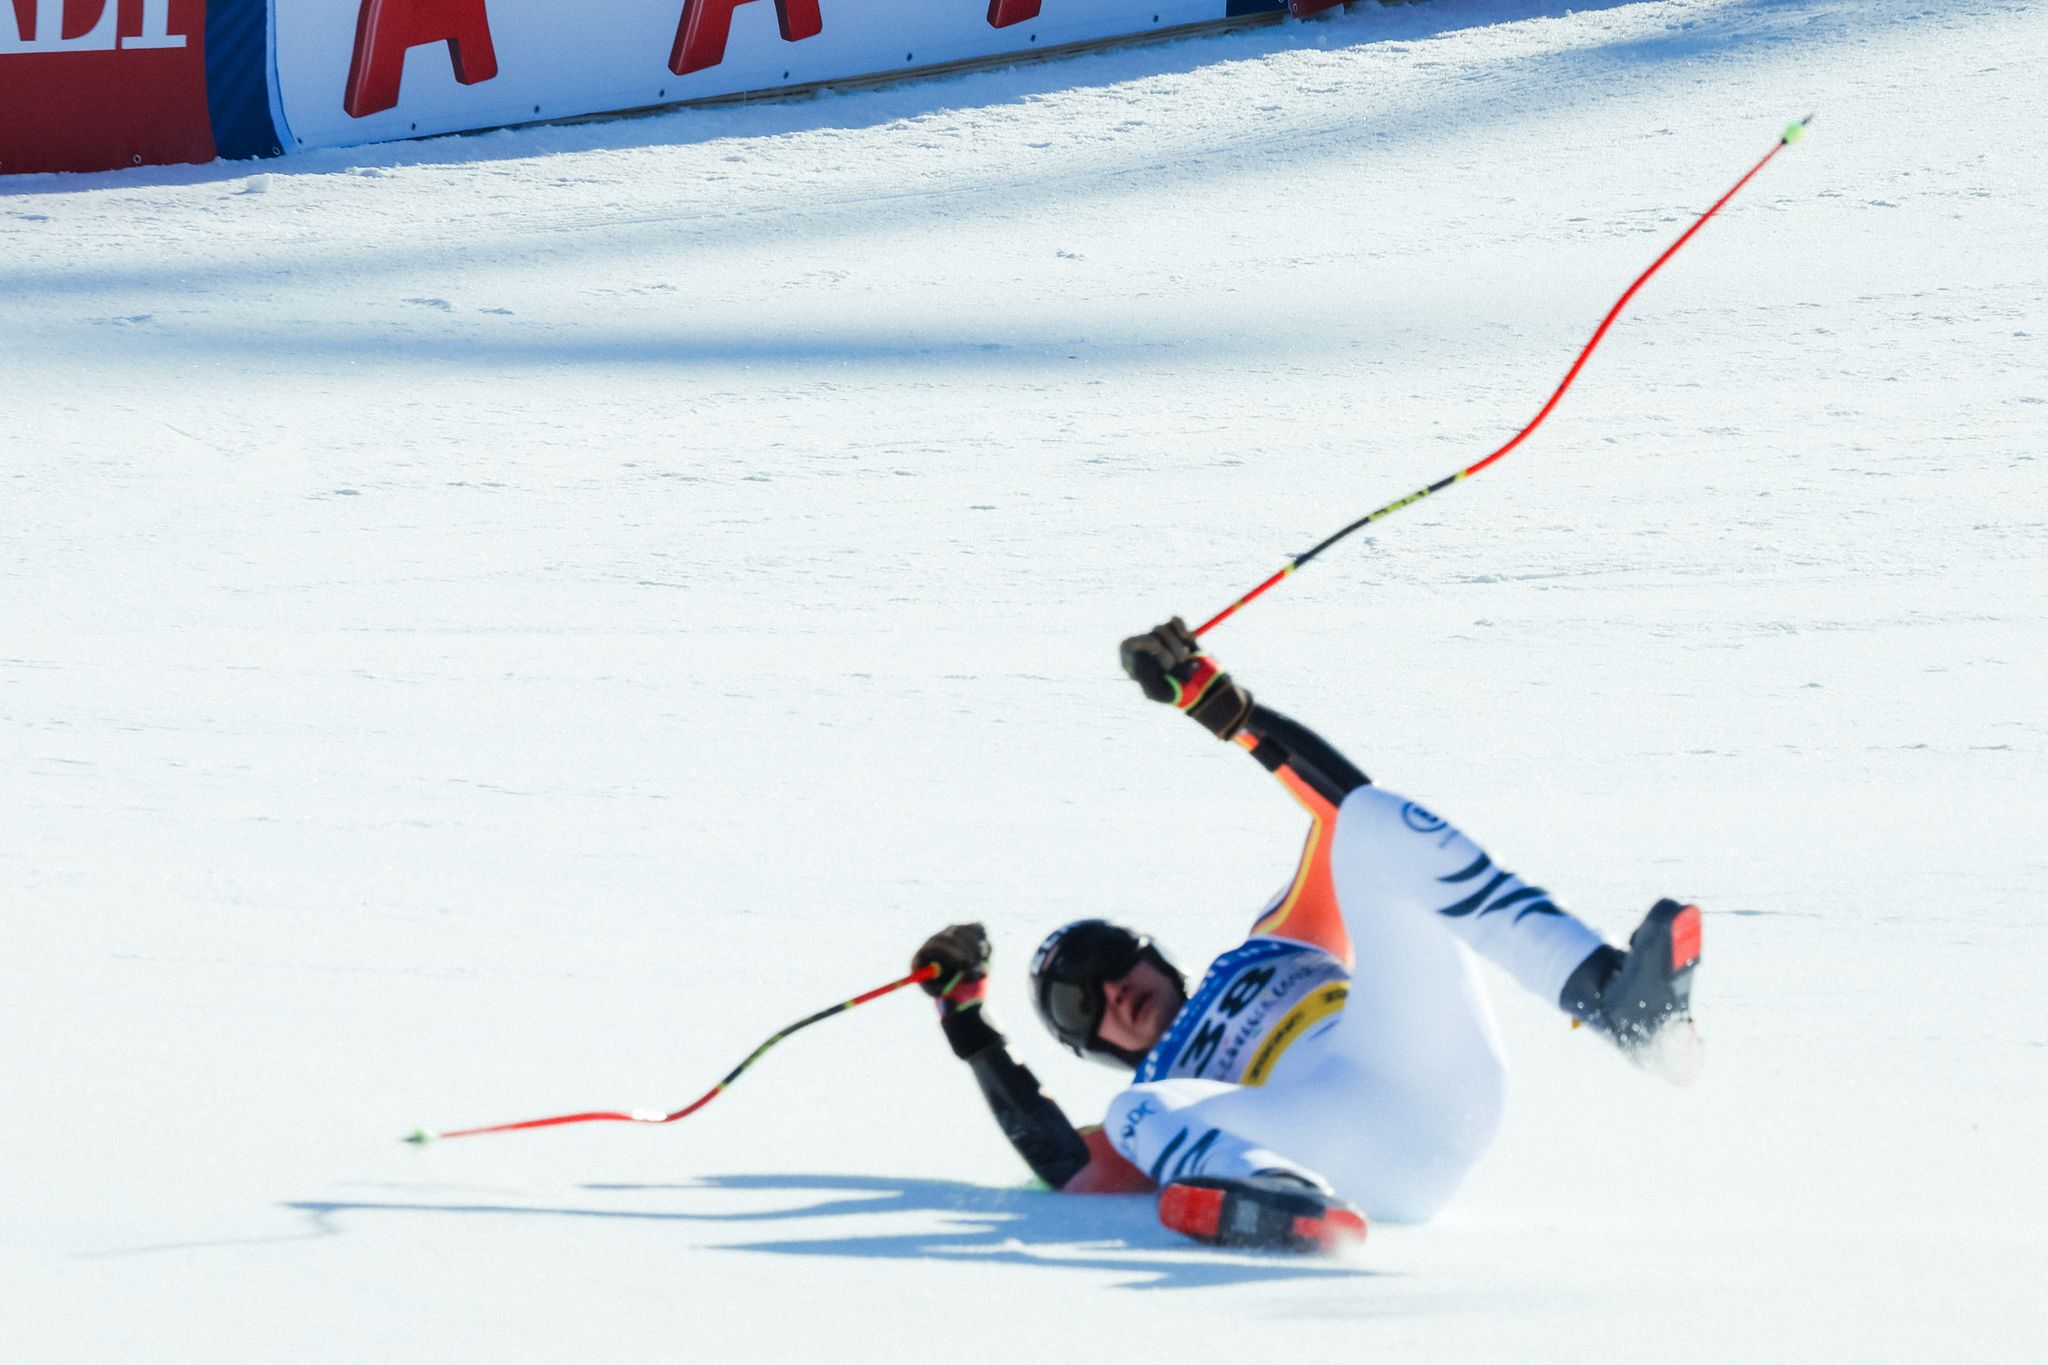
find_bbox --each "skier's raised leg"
[1560,897,1705,1082]
[1327,786,1703,1080]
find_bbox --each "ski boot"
[1561,898,1704,1084]
[1157,1174,1367,1254]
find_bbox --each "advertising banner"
[4,0,1317,173]
[1,0,215,173]
[273,0,1291,155]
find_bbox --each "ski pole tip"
[1783,114,1814,144]
[404,1128,437,1146]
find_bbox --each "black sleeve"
[1238,703,1372,805]
[939,1009,1092,1190]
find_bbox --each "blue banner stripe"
[206,0,282,161]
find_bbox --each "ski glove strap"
[1120,617,1254,740]
[913,922,992,998]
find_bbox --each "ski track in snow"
[3,0,2044,1359]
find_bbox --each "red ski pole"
[1194,117,1813,638]
[405,963,940,1144]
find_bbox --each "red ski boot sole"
[1158,1181,1227,1240]
[1158,1178,1367,1254]
[1668,902,1702,974]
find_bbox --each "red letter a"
[987,0,1041,27]
[344,0,500,119]
[671,0,822,77]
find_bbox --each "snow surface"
[4,0,2044,1359]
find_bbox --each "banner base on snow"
[2,0,1341,175]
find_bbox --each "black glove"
[913,922,992,999]
[1118,617,1254,740]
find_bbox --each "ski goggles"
[1032,920,1153,1049]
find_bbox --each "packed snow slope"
[5,0,2043,1359]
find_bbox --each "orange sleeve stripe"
[1233,730,1352,967]
[1248,767,1352,969]
[1273,763,1338,825]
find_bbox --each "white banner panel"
[273,0,1282,154]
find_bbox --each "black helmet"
[1029,919,1187,1069]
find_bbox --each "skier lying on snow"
[912,619,1703,1253]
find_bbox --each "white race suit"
[1103,708,1605,1224]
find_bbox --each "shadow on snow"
[0,0,1908,317]
[281,1172,1385,1290]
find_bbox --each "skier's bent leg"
[1282,1046,1503,1223]
[1328,786,1703,1078]
[1106,1061,1496,1224]
[1105,1080,1369,1251]
[1103,1080,1329,1192]
[1331,785,1606,1006]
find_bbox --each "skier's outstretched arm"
[911,924,1152,1193]
[1119,618,1370,965]
[1118,617,1370,805]
[1236,704,1370,808]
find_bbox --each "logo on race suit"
[1117,1098,1158,1145]
[1401,802,1448,834]
[1,0,186,54]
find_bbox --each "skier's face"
[1096,957,1179,1054]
